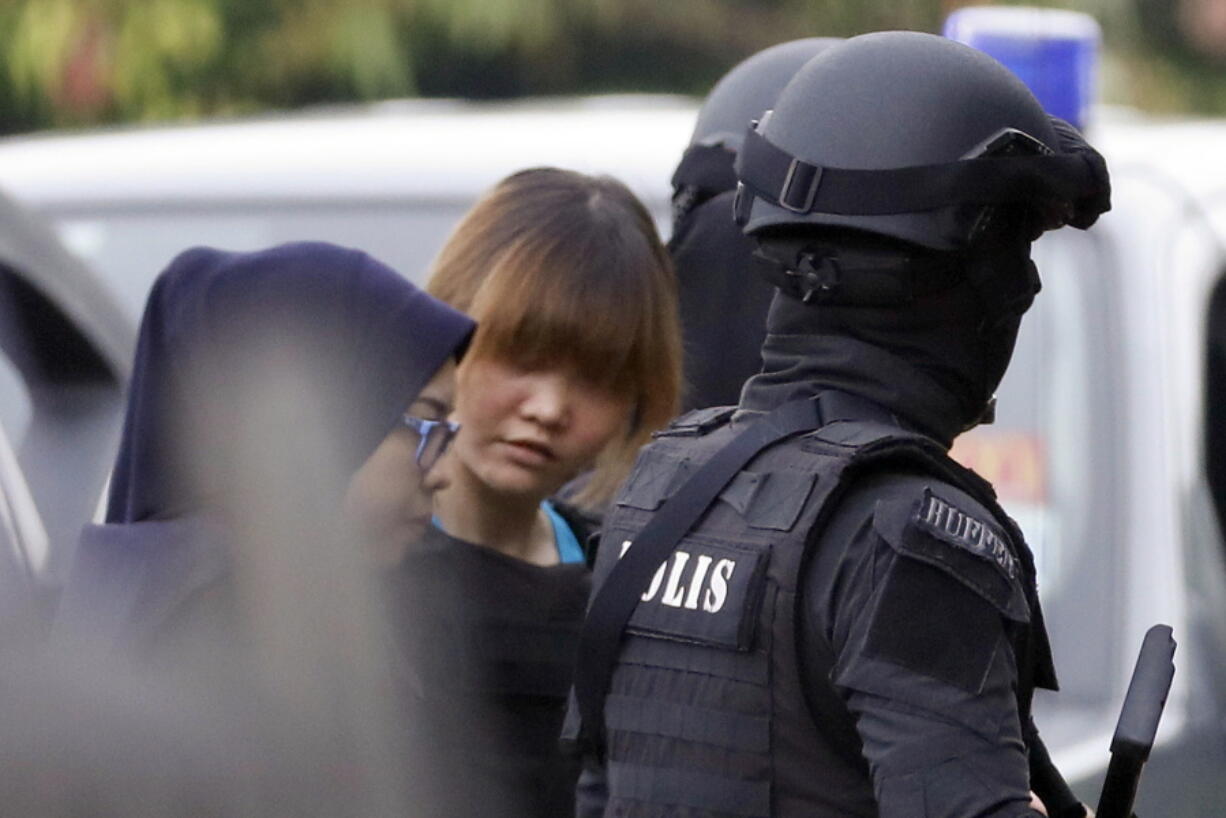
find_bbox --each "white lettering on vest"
[683,555,714,610]
[661,552,691,607]
[703,559,736,613]
[918,494,1018,577]
[923,497,947,527]
[641,561,667,602]
[616,541,741,613]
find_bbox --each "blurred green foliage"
[0,0,1221,134]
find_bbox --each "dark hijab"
[45,242,474,816]
[106,241,473,524]
[56,241,473,657]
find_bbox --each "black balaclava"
[740,252,1025,448]
[105,241,475,524]
[670,187,776,411]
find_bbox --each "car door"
[0,186,133,618]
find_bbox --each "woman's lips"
[499,438,556,467]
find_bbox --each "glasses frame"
[401,414,460,471]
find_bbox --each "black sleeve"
[802,473,1046,818]
[1026,720,1087,818]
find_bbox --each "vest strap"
[575,396,822,757]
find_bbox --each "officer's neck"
[738,331,967,447]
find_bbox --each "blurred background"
[1,0,1226,134]
[1,1,1225,815]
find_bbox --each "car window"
[0,348,31,452]
[51,198,673,321]
[54,202,487,321]
[0,293,40,576]
[0,256,128,585]
[0,418,45,579]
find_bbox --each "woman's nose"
[520,373,569,427]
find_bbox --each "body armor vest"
[587,401,1053,817]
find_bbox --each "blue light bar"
[944,6,1101,130]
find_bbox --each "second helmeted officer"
[669,37,838,411]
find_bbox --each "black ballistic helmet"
[671,38,841,208]
[669,39,843,411]
[690,37,843,153]
[735,31,1099,251]
[734,31,1109,321]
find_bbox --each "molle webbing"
[586,398,1045,817]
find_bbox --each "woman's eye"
[410,398,451,420]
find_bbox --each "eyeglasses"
[401,415,460,472]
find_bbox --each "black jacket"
[388,503,597,817]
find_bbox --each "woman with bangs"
[392,167,682,817]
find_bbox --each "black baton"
[1096,624,1176,818]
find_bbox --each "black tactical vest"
[587,403,1054,818]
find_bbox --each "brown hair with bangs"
[427,167,682,508]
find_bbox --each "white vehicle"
[0,35,1222,818]
[0,188,130,615]
[0,96,696,323]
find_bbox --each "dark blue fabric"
[57,516,230,655]
[55,242,473,657]
[105,241,474,523]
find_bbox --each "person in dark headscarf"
[54,241,472,655]
[44,241,473,816]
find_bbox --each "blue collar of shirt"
[431,500,585,564]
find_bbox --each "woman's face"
[450,356,633,502]
[344,359,456,565]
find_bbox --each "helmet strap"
[751,237,963,307]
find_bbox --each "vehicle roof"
[0,96,699,210]
[3,96,1225,215]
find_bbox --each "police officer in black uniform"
[570,31,1110,817]
[670,37,839,411]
